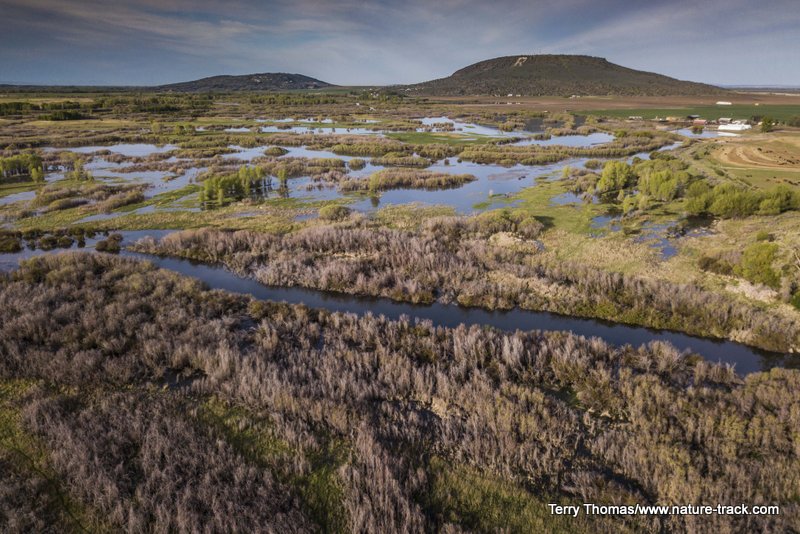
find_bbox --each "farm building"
[719,121,751,131]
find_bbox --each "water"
[140,167,203,198]
[550,191,598,206]
[633,221,678,259]
[282,146,358,161]
[37,148,202,204]
[218,144,575,213]
[0,230,793,374]
[261,125,381,135]
[0,230,174,270]
[90,168,174,195]
[628,141,684,162]
[222,145,273,162]
[30,127,626,217]
[347,159,566,214]
[0,189,38,206]
[511,132,615,147]
[256,117,380,135]
[46,143,178,157]
[122,253,798,374]
[417,117,521,137]
[674,128,720,139]
[590,214,621,232]
[257,118,335,124]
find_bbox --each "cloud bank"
[0,0,797,86]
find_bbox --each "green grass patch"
[197,396,349,533]
[0,181,39,198]
[16,205,91,230]
[508,179,607,235]
[424,457,621,534]
[386,131,494,146]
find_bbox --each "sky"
[1,0,798,86]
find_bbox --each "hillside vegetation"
[157,73,333,92]
[404,55,726,96]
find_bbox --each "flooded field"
[1,119,696,228]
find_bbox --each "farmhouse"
[716,101,732,106]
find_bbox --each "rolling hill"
[402,55,726,96]
[156,72,333,92]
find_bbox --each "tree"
[276,167,288,186]
[30,166,44,183]
[66,157,92,181]
[736,242,780,288]
[0,153,43,182]
[596,161,633,193]
[761,117,775,133]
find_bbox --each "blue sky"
[1,0,798,86]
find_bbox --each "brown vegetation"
[130,221,799,352]
[0,254,797,532]
[339,169,476,193]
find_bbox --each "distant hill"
[156,73,333,92]
[402,55,726,96]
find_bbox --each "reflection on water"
[511,132,615,147]
[674,128,720,139]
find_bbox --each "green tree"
[760,117,775,133]
[596,161,633,193]
[30,166,44,183]
[276,167,288,186]
[736,242,780,288]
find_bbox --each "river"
[0,230,793,375]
